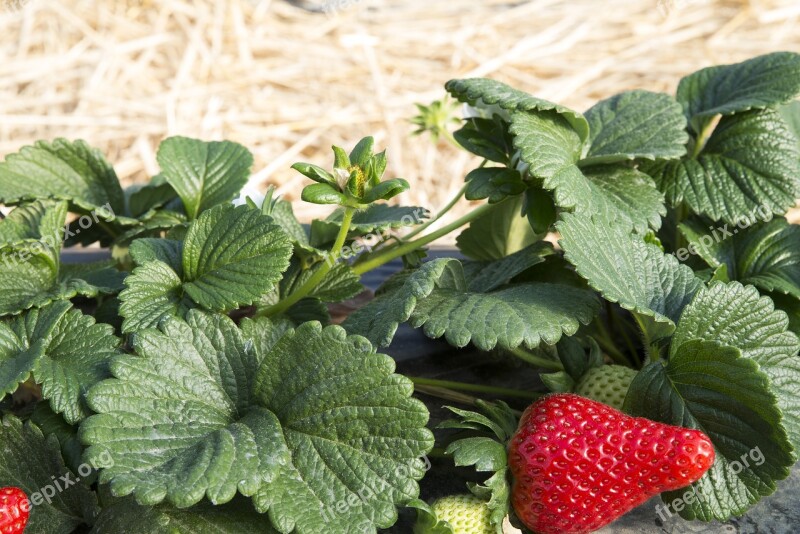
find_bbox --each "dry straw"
[0,0,797,231]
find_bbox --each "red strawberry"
[508,393,714,534]
[0,487,29,534]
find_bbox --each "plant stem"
[691,114,721,158]
[508,347,565,371]
[352,202,496,275]
[591,318,630,366]
[259,207,356,317]
[409,376,544,400]
[606,302,639,366]
[402,182,469,241]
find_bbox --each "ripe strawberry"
[508,394,714,534]
[575,365,637,410]
[0,487,30,534]
[431,494,493,534]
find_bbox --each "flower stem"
[259,207,356,317]
[408,376,543,400]
[402,182,469,241]
[507,347,565,371]
[353,202,496,275]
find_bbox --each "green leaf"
[120,205,292,331]
[445,78,589,142]
[454,117,514,164]
[30,403,86,478]
[290,162,336,185]
[680,217,800,299]
[462,242,553,293]
[510,111,584,179]
[624,339,794,521]
[0,416,99,533]
[770,291,800,337]
[0,199,66,247]
[408,499,455,534]
[583,90,688,164]
[156,136,253,220]
[267,199,312,248]
[672,282,800,450]
[118,260,194,333]
[92,495,277,534]
[81,313,433,533]
[0,201,113,316]
[677,51,800,132]
[301,182,347,205]
[557,212,702,341]
[779,100,800,149]
[523,186,556,235]
[59,261,126,295]
[112,210,187,248]
[279,258,363,303]
[0,301,120,423]
[126,180,178,218]
[129,238,183,271]
[438,401,517,533]
[182,204,292,310]
[343,256,598,351]
[0,138,125,215]
[409,281,597,351]
[456,195,540,260]
[464,167,526,203]
[644,110,800,225]
[362,177,410,203]
[342,260,462,348]
[512,112,664,232]
[577,165,665,233]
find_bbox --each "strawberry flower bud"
[294,136,409,207]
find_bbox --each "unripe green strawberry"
[431,494,493,534]
[575,365,637,410]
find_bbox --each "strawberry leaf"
[671,282,800,451]
[557,212,702,342]
[343,251,598,351]
[643,109,800,225]
[156,136,253,220]
[445,78,590,142]
[677,51,800,132]
[512,113,664,232]
[0,139,125,216]
[582,90,689,164]
[92,495,277,533]
[680,217,800,300]
[408,499,455,534]
[0,201,121,316]
[119,204,292,331]
[0,416,99,533]
[438,401,519,533]
[624,339,795,521]
[0,301,121,423]
[80,312,433,533]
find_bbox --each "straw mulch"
[0,0,798,229]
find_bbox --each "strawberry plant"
[0,51,798,533]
